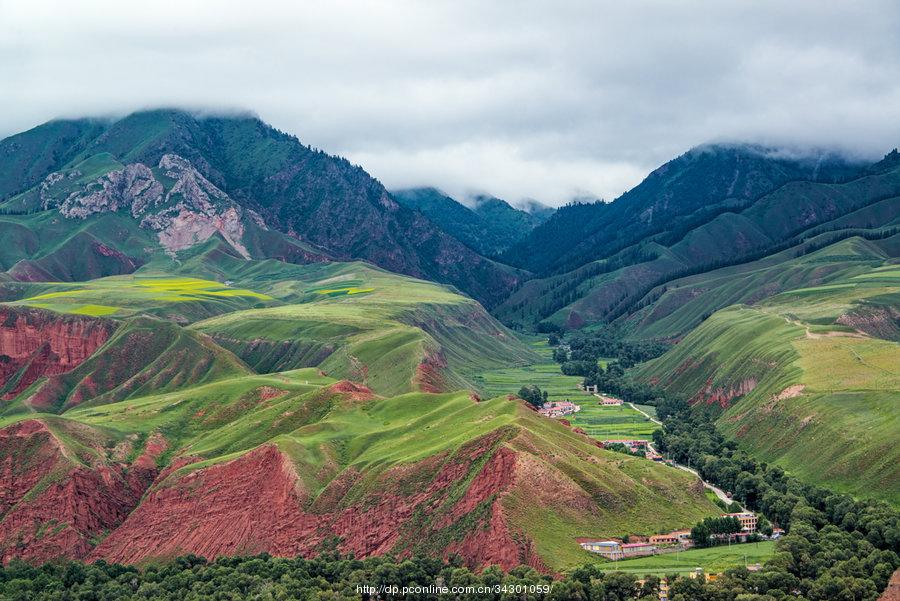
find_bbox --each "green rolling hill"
[0,258,720,569]
[634,262,899,504]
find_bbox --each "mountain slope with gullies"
[0,110,523,307]
[495,146,899,329]
[0,258,719,570]
[633,260,900,504]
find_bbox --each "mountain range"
[0,109,522,308]
[392,187,554,257]
[0,109,896,574]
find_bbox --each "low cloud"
[1,0,898,205]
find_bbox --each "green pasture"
[595,541,776,575]
[568,402,657,441]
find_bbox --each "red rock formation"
[0,420,153,563]
[413,352,449,393]
[327,380,375,401]
[0,307,114,399]
[879,569,900,601]
[90,432,538,571]
[690,377,758,408]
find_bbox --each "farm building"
[580,540,625,559]
[602,439,648,453]
[539,401,581,418]
[597,395,623,406]
[622,542,656,557]
[649,530,692,546]
[723,512,758,533]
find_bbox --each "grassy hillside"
[192,262,537,395]
[620,233,900,341]
[2,316,251,415]
[635,264,900,504]
[1,260,536,400]
[0,255,724,568]
[47,375,719,569]
[495,148,899,330]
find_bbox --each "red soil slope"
[0,307,114,398]
[91,431,539,570]
[0,420,155,562]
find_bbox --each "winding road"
[627,402,742,509]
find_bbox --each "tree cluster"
[689,516,742,547]
[517,384,548,408]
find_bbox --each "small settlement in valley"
[579,511,762,560]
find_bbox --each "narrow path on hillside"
[628,402,661,425]
[629,402,743,509]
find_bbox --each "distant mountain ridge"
[502,144,866,276]
[0,109,523,307]
[494,144,900,329]
[392,187,554,257]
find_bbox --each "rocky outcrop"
[0,420,155,563]
[46,163,163,218]
[41,154,254,259]
[0,306,114,399]
[413,352,449,393]
[690,377,758,408]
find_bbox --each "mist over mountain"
[0,109,523,307]
[392,187,554,256]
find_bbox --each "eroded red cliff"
[0,419,155,563]
[0,307,114,399]
[90,432,538,570]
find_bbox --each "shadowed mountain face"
[493,144,900,329]
[0,110,523,308]
[502,144,866,276]
[392,187,554,257]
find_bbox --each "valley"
[0,257,720,571]
[0,109,896,600]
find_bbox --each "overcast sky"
[1,1,899,206]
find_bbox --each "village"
[579,512,785,600]
[538,385,663,460]
[579,512,765,561]
[531,381,785,600]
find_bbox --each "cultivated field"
[474,340,657,440]
[596,541,776,575]
[568,402,657,441]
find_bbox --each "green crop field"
[595,541,776,575]
[633,403,658,419]
[10,274,274,322]
[473,340,657,441]
[568,402,657,441]
[473,360,589,404]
